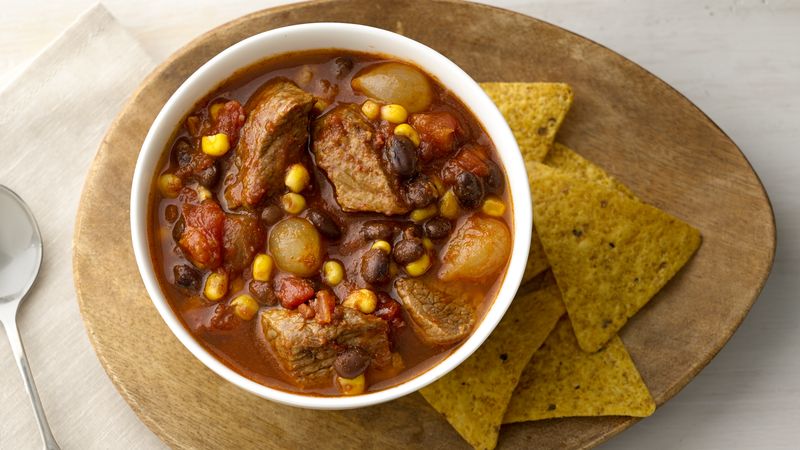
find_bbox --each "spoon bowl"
[0,184,60,450]
[0,186,42,302]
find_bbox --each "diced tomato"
[207,303,242,331]
[178,200,225,270]
[213,101,246,145]
[375,292,405,331]
[312,289,337,325]
[440,144,491,185]
[454,144,490,177]
[409,112,460,161]
[277,277,316,310]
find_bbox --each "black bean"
[172,138,193,168]
[403,224,424,240]
[361,221,395,241]
[333,57,354,79]
[307,208,341,240]
[393,239,425,265]
[194,163,219,188]
[485,160,505,195]
[361,249,390,284]
[424,217,452,240]
[405,175,438,208]
[173,264,200,290]
[249,279,277,305]
[384,135,418,179]
[164,204,179,223]
[334,347,370,378]
[172,216,185,242]
[260,204,283,226]
[454,171,484,209]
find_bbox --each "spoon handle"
[2,316,61,450]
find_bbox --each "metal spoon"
[0,185,60,450]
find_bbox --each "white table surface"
[1,1,798,449]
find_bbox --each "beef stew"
[149,50,513,396]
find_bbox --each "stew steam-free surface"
[149,50,513,396]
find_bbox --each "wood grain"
[72,1,776,448]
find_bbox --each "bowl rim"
[130,22,531,410]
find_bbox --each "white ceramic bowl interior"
[131,22,531,409]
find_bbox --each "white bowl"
[131,23,531,410]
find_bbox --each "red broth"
[148,50,513,396]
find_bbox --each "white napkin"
[0,4,164,449]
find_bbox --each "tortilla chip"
[523,143,635,284]
[545,143,635,198]
[527,162,701,352]
[522,232,550,283]
[504,317,655,423]
[420,272,565,450]
[480,82,573,163]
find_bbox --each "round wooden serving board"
[73,1,775,448]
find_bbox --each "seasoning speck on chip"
[504,317,655,423]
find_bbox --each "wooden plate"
[73,1,775,448]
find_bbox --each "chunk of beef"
[178,200,225,270]
[261,307,392,387]
[395,278,475,346]
[225,79,314,208]
[312,104,410,215]
[222,213,266,272]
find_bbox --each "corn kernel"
[361,100,380,120]
[371,240,391,253]
[201,133,230,156]
[380,104,408,124]
[204,271,229,301]
[410,204,437,222]
[336,374,366,395]
[422,237,434,250]
[252,254,273,282]
[284,163,311,193]
[481,195,507,217]
[393,123,420,146]
[322,260,345,286]
[209,102,224,120]
[230,294,259,321]
[431,175,446,196]
[343,289,378,314]
[158,174,182,198]
[196,186,213,202]
[389,261,399,278]
[281,193,306,214]
[439,190,460,220]
[405,253,431,277]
